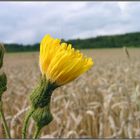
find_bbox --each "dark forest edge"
[3,32,140,52]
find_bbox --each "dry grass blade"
[1,49,140,138]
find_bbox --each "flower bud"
[0,73,7,99]
[30,76,58,109]
[32,104,53,129]
[0,44,5,69]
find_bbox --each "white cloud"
[0,1,140,44]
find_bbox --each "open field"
[1,48,140,138]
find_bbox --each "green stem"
[22,107,34,139]
[0,101,11,138]
[33,125,41,139]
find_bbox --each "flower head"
[29,35,94,135]
[39,34,93,86]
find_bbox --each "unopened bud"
[0,44,5,69]
[0,73,7,99]
[32,104,53,129]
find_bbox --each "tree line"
[3,32,140,52]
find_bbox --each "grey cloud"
[0,2,140,44]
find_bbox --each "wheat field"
[0,48,140,138]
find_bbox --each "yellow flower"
[39,34,94,86]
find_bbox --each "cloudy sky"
[0,1,140,44]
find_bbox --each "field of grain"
[0,48,140,138]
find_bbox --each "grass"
[0,48,140,138]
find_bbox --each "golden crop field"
[1,48,140,138]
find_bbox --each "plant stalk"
[22,107,34,139]
[33,125,41,139]
[0,101,11,138]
